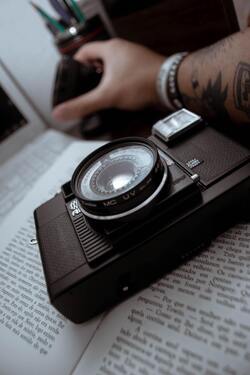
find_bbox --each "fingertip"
[74,41,106,62]
[52,86,109,122]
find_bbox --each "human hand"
[52,38,165,122]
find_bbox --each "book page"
[0,140,105,375]
[74,222,250,375]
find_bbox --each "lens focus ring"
[71,138,168,220]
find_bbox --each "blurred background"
[0,0,249,136]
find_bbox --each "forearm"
[178,28,250,124]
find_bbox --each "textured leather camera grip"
[166,127,249,186]
[35,194,86,286]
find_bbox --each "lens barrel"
[71,138,168,221]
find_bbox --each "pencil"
[30,2,66,32]
[69,0,86,23]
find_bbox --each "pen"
[61,0,79,23]
[30,2,66,32]
[46,21,58,36]
[48,0,73,25]
[68,0,86,23]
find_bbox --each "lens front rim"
[71,137,167,219]
[79,164,168,221]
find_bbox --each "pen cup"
[55,15,111,56]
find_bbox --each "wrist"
[156,52,188,111]
[177,53,193,104]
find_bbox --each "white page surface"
[0,140,105,375]
[74,222,250,375]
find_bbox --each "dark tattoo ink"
[182,72,231,122]
[201,73,229,119]
[233,62,250,118]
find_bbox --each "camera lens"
[80,145,153,199]
[72,138,168,221]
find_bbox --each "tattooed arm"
[178,27,250,124]
[53,31,250,125]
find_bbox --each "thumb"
[74,41,107,62]
[52,87,109,121]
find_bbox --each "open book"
[0,141,249,375]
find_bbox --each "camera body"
[34,110,250,323]
[52,56,122,136]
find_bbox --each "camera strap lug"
[191,174,200,183]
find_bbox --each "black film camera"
[53,56,102,108]
[53,56,121,137]
[34,109,250,323]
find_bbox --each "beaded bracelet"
[156,52,188,111]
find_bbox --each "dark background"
[103,0,239,55]
[80,0,241,140]
[0,87,27,142]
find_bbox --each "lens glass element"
[80,145,154,201]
